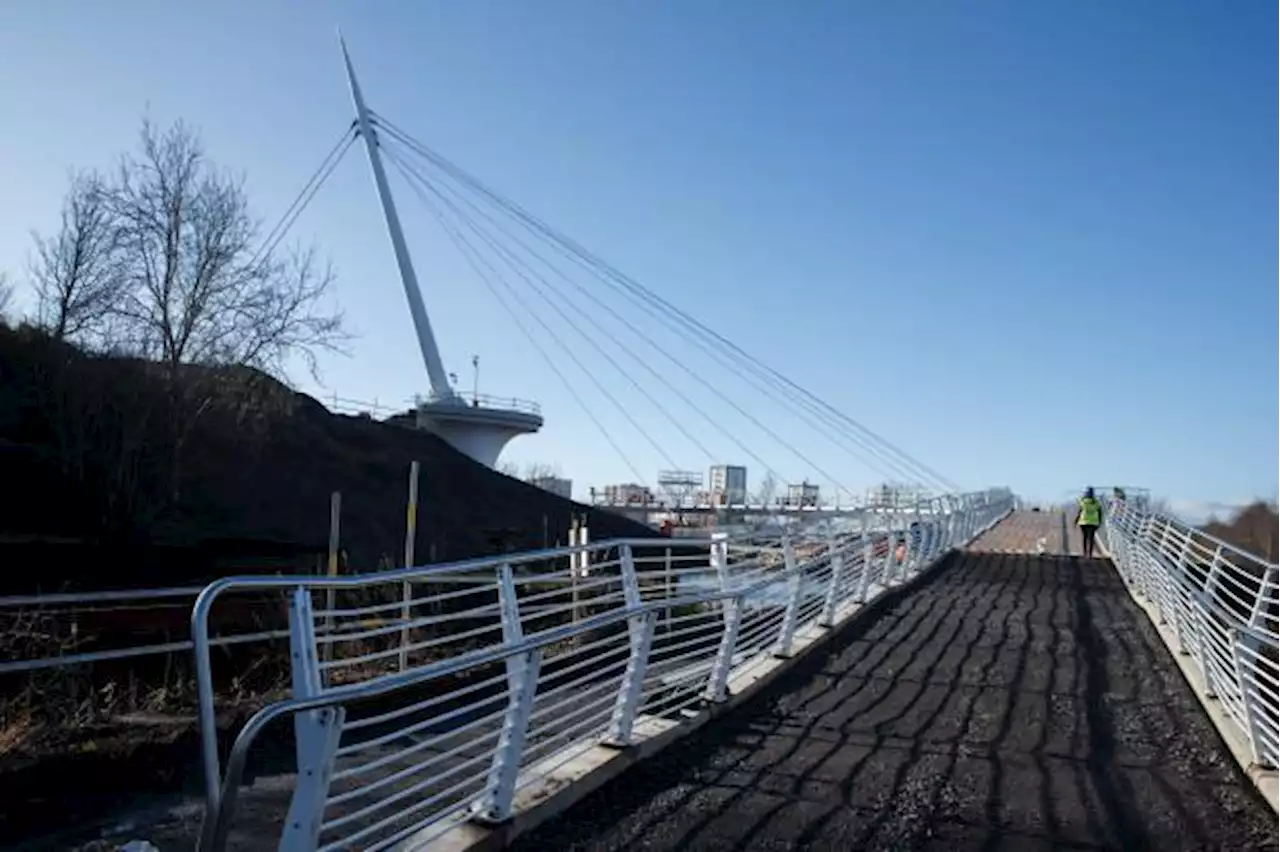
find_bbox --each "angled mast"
[339,35,454,400]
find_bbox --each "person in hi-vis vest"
[1076,487,1103,558]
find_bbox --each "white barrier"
[1101,499,1278,775]
[192,489,1013,850]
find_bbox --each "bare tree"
[108,118,345,379]
[26,118,348,503]
[755,471,778,507]
[29,171,123,343]
[0,271,13,322]
[497,461,520,479]
[523,462,560,482]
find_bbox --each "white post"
[704,533,739,702]
[279,589,345,852]
[885,512,901,586]
[1236,565,1279,768]
[399,461,420,672]
[606,545,656,746]
[906,503,922,574]
[664,546,673,634]
[820,529,845,627]
[858,516,875,603]
[773,537,804,657]
[1194,549,1222,697]
[475,564,540,823]
[569,517,580,624]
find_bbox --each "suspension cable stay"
[370,110,959,499]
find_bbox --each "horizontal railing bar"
[0,626,290,675]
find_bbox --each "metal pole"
[570,517,580,625]
[664,546,673,634]
[400,461,420,671]
[322,492,341,679]
[339,36,454,399]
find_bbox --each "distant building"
[709,465,748,506]
[786,481,821,508]
[601,483,654,505]
[530,475,572,500]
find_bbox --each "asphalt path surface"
[510,550,1277,851]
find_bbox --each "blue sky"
[1,1,1275,514]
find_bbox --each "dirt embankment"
[0,323,658,846]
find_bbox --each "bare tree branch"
[523,462,561,482]
[754,471,778,507]
[29,170,123,343]
[107,118,348,379]
[0,272,13,322]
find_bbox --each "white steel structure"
[340,39,542,467]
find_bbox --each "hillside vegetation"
[0,322,653,593]
[1203,501,1278,563]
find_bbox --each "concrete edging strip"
[412,542,983,852]
[1097,537,1279,814]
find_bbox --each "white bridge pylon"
[340,36,543,468]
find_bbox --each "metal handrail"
[1102,497,1278,771]
[199,572,797,851]
[188,533,740,809]
[415,392,542,416]
[193,489,1013,850]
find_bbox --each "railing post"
[663,546,673,634]
[1234,565,1279,768]
[1193,548,1222,698]
[906,503,923,573]
[1138,516,1160,613]
[939,497,954,550]
[400,460,420,672]
[898,506,914,576]
[820,529,845,627]
[884,513,900,587]
[773,536,804,657]
[920,501,937,563]
[474,564,540,823]
[857,519,875,603]
[704,533,740,702]
[279,588,345,852]
[606,544,657,747]
[1231,628,1271,768]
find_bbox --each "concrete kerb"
[1096,535,1279,814]
[410,535,995,852]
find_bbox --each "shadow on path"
[511,552,1277,851]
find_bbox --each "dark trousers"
[1080,523,1099,557]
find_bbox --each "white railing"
[193,489,1013,851]
[1101,498,1278,771]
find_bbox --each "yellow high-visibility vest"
[1078,497,1102,526]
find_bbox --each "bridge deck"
[510,549,1277,851]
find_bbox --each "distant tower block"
[341,38,542,467]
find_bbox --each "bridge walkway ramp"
[509,547,1277,851]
